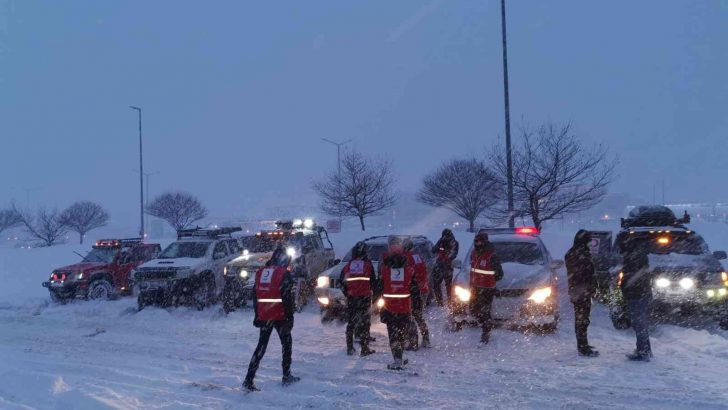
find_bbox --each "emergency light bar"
[276,218,315,230]
[478,227,540,236]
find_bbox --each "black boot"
[421,333,431,348]
[578,346,599,357]
[243,379,260,392]
[282,374,301,386]
[347,346,356,356]
[360,346,376,356]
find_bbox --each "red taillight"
[515,227,538,235]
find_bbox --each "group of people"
[243,228,655,391]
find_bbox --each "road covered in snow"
[1,223,728,409]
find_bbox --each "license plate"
[50,282,64,288]
[145,280,168,290]
[492,297,523,320]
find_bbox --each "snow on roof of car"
[488,233,541,243]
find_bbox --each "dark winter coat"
[252,269,295,328]
[565,233,596,302]
[620,239,652,300]
[433,236,459,264]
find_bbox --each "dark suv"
[43,239,161,302]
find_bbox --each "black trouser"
[407,292,429,347]
[346,296,371,350]
[245,320,293,382]
[432,262,453,306]
[625,294,652,356]
[383,311,410,361]
[470,288,495,340]
[572,297,592,349]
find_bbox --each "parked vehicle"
[42,238,161,302]
[133,227,241,310]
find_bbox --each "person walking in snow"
[339,241,376,357]
[619,236,653,361]
[378,236,418,370]
[403,237,431,350]
[243,246,300,391]
[469,232,503,345]
[565,230,599,357]
[431,229,459,306]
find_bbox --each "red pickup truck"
[43,238,161,302]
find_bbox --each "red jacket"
[380,252,415,314]
[405,251,429,294]
[341,258,374,298]
[255,266,287,321]
[470,249,498,289]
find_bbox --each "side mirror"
[713,251,727,260]
[214,251,226,260]
[550,260,565,270]
[452,260,463,270]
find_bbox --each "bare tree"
[145,192,208,231]
[418,158,501,232]
[491,122,617,230]
[0,208,22,236]
[313,150,397,231]
[59,201,110,244]
[13,204,68,247]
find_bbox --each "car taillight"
[617,272,624,287]
[515,227,539,235]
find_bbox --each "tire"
[193,273,216,311]
[137,293,148,311]
[88,279,114,301]
[539,316,559,334]
[222,286,236,314]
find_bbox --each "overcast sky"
[1,1,727,228]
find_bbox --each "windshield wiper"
[81,251,107,263]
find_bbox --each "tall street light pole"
[501,0,515,228]
[129,106,144,239]
[322,138,352,226]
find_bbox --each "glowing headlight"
[316,276,330,288]
[655,278,671,288]
[317,297,330,306]
[239,270,249,279]
[303,219,314,229]
[454,285,471,302]
[292,219,303,227]
[76,273,84,280]
[376,298,385,308]
[528,287,552,304]
[707,289,716,298]
[286,247,297,258]
[243,249,250,256]
[679,278,694,290]
[719,288,727,296]
[722,272,727,282]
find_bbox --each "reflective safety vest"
[381,255,415,314]
[255,266,286,321]
[343,259,373,297]
[405,252,429,294]
[470,250,497,289]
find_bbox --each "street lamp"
[500,0,515,227]
[322,138,352,225]
[129,106,144,239]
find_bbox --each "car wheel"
[49,291,67,304]
[719,314,728,330]
[193,274,215,311]
[88,279,114,301]
[222,286,236,314]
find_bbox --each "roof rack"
[177,227,242,239]
[95,238,143,247]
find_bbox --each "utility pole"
[501,0,515,228]
[129,106,144,239]
[322,138,352,227]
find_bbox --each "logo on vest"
[391,268,404,282]
[349,260,364,274]
[260,268,275,284]
[413,255,422,264]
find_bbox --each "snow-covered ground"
[1,222,728,409]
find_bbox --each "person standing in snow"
[431,229,459,306]
[619,236,653,361]
[565,230,599,357]
[403,237,431,350]
[469,232,503,345]
[339,241,376,357]
[378,236,418,370]
[243,246,300,391]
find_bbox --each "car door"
[113,248,136,290]
[305,235,324,277]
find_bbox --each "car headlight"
[376,298,385,308]
[655,278,671,288]
[286,247,297,258]
[317,276,330,288]
[76,273,84,280]
[239,270,249,279]
[679,278,694,290]
[528,287,552,304]
[317,297,330,306]
[454,285,471,302]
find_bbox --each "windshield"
[83,247,118,264]
[159,242,210,259]
[491,242,544,265]
[649,235,709,256]
[342,244,388,263]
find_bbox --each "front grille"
[497,288,528,297]
[136,269,176,281]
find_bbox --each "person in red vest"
[379,236,419,370]
[431,229,459,306]
[403,237,431,350]
[243,245,299,392]
[339,241,376,357]
[469,232,504,345]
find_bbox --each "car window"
[213,242,228,258]
[485,242,545,265]
[342,244,388,262]
[226,239,240,254]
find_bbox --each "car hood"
[228,251,272,268]
[648,254,722,273]
[138,258,204,270]
[454,262,551,289]
[54,262,106,274]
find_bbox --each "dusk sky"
[2,1,727,228]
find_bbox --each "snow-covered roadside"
[1,221,727,409]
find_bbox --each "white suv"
[133,228,241,310]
